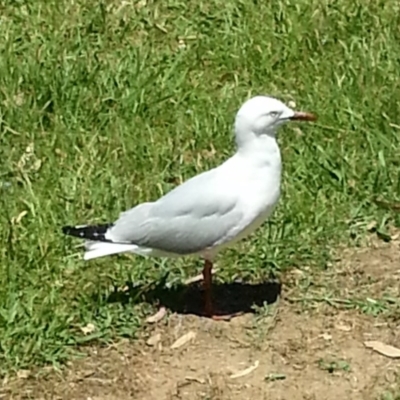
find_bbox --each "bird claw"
[203,310,244,321]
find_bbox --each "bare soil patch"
[4,239,400,400]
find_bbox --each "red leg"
[202,259,214,317]
[202,260,242,321]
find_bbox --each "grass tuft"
[0,0,400,374]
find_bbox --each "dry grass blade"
[230,360,259,379]
[146,307,167,324]
[170,331,196,349]
[184,268,219,285]
[265,373,286,382]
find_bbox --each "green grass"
[1,0,400,374]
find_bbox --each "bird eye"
[270,111,279,118]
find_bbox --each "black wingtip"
[61,224,113,241]
[62,225,74,235]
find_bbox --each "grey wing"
[107,170,243,254]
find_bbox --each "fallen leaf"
[170,331,196,349]
[230,360,259,379]
[80,323,96,335]
[146,307,167,323]
[364,341,400,358]
[146,333,161,347]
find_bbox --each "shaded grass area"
[0,0,399,373]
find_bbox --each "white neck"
[236,133,281,170]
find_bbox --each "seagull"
[62,95,316,320]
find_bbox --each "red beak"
[290,111,317,122]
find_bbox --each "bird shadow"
[105,277,282,317]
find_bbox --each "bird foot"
[203,309,244,321]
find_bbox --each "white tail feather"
[84,241,139,261]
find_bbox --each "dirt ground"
[3,237,400,400]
